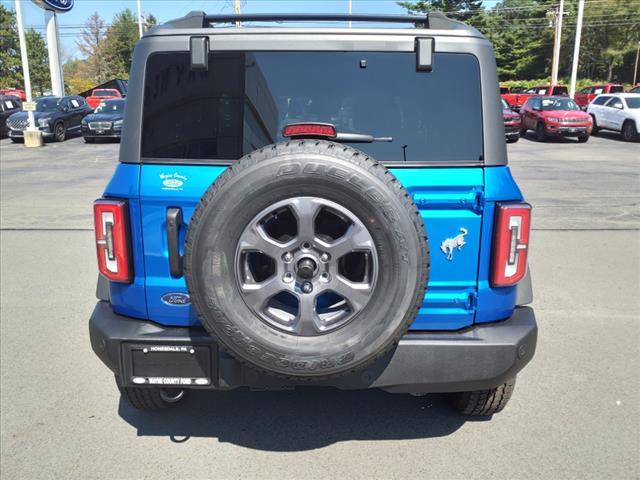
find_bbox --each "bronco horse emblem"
[440,228,468,261]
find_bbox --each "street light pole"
[136,0,143,38]
[550,0,564,86]
[569,0,585,99]
[349,0,352,28]
[235,0,241,27]
[14,0,35,130]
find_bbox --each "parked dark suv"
[90,12,536,416]
[82,98,126,142]
[1,95,22,137]
[6,95,92,142]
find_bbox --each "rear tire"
[84,137,95,143]
[535,123,547,142]
[622,120,638,142]
[507,136,519,144]
[577,134,589,143]
[11,138,23,143]
[447,378,516,416]
[118,384,186,411]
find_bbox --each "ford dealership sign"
[31,0,74,13]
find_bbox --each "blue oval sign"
[31,0,74,13]
[161,292,191,306]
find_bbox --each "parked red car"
[502,98,521,143]
[574,84,624,109]
[503,84,568,111]
[520,95,592,142]
[86,89,123,109]
[0,88,27,101]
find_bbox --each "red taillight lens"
[93,199,132,283]
[283,123,337,139]
[491,202,531,287]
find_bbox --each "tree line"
[1,1,638,96]
[400,0,640,84]
[0,5,155,95]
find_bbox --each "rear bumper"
[89,301,537,394]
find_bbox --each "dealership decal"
[160,172,187,191]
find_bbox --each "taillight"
[93,199,132,283]
[283,123,337,139]
[491,202,531,287]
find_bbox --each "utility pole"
[349,0,352,28]
[633,42,640,86]
[136,0,143,38]
[569,0,585,98]
[14,0,35,130]
[550,0,564,86]
[235,0,241,27]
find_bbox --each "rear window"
[610,85,624,93]
[141,51,483,163]
[553,86,568,95]
[592,96,611,105]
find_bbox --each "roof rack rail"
[203,13,428,26]
[158,11,475,32]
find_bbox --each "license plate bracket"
[123,344,214,387]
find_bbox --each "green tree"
[144,13,157,32]
[102,9,139,79]
[25,29,51,95]
[478,0,555,80]
[0,6,51,94]
[398,0,483,21]
[0,5,22,88]
[577,0,640,82]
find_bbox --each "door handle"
[167,208,183,278]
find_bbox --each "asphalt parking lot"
[1,133,639,479]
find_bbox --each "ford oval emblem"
[161,292,191,306]
[163,178,183,188]
[31,0,74,13]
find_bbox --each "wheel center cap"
[296,258,317,279]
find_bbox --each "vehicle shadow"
[592,130,629,143]
[519,132,582,144]
[118,388,470,450]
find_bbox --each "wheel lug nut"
[282,252,293,262]
[320,253,330,262]
[302,282,313,294]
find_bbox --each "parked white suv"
[587,93,640,142]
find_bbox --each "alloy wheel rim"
[234,197,378,337]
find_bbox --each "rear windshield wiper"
[334,132,393,143]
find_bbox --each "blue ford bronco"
[89,11,536,415]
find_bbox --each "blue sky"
[3,0,415,59]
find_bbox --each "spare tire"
[185,141,429,379]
